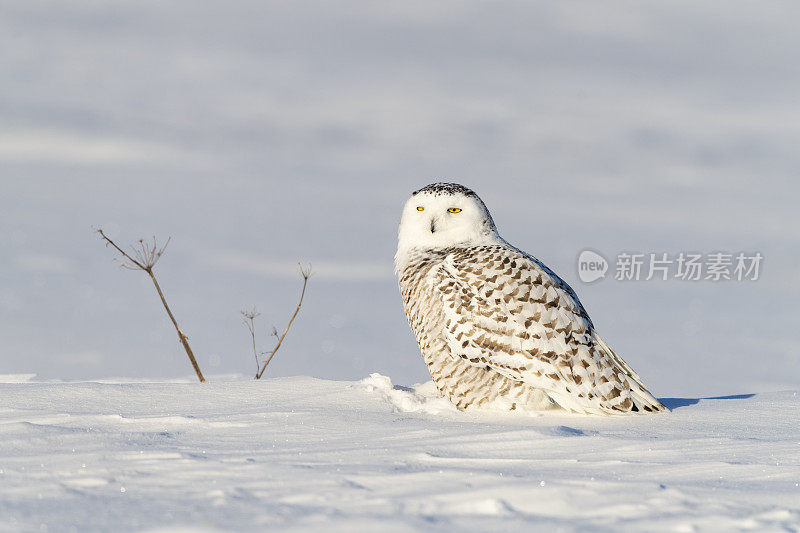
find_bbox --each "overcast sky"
[1,1,798,397]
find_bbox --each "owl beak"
[430,218,437,233]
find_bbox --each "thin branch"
[129,236,171,270]
[241,307,261,373]
[96,228,205,383]
[146,269,205,383]
[97,228,147,271]
[255,264,311,379]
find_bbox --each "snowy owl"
[395,183,665,415]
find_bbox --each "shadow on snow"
[660,393,756,410]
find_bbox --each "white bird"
[395,183,665,415]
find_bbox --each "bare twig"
[96,228,206,383]
[254,264,311,380]
[241,307,261,373]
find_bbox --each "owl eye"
[416,206,424,212]
[447,208,462,213]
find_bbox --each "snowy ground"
[2,3,798,531]
[1,375,798,532]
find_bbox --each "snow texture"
[1,374,798,532]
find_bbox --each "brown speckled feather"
[399,244,666,415]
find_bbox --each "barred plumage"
[396,183,665,415]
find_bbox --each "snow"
[1,5,799,530]
[1,375,798,532]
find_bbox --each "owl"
[395,183,666,415]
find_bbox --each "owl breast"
[398,247,551,411]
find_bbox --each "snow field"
[0,374,798,531]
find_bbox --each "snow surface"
[1,374,798,532]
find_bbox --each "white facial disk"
[396,183,500,268]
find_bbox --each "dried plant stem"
[241,308,260,373]
[96,228,206,383]
[255,267,310,379]
[147,270,205,382]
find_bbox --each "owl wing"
[433,245,665,414]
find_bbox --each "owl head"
[396,183,500,262]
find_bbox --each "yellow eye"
[416,206,424,211]
[447,208,462,213]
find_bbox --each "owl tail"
[594,335,668,414]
